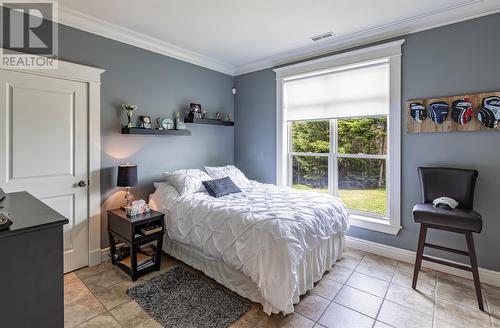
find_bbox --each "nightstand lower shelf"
[108,230,164,281]
[115,254,158,279]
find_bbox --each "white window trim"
[274,40,404,235]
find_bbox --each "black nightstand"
[107,209,165,281]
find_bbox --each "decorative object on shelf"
[124,199,150,217]
[451,98,473,125]
[140,116,152,129]
[189,103,202,119]
[202,110,207,119]
[226,113,232,122]
[160,118,174,130]
[155,118,162,130]
[406,90,500,133]
[174,112,180,129]
[216,112,222,120]
[174,112,187,130]
[117,163,138,208]
[409,102,426,123]
[428,101,449,124]
[122,103,138,128]
[478,96,500,128]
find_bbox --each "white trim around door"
[1,52,105,267]
[88,80,103,266]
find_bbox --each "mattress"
[150,181,350,314]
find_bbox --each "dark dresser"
[0,192,68,328]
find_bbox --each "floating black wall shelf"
[184,117,234,126]
[121,127,191,136]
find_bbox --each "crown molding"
[48,1,500,77]
[234,0,500,76]
[56,5,235,76]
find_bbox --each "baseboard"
[345,236,500,288]
[89,248,102,267]
[101,247,110,263]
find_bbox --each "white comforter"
[150,181,350,313]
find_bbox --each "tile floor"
[65,248,500,328]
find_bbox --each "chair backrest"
[418,167,478,209]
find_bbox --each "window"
[275,40,403,235]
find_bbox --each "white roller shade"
[284,61,390,121]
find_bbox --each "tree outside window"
[291,117,387,216]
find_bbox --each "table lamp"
[117,164,138,208]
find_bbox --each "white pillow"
[204,165,250,188]
[161,169,211,195]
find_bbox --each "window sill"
[350,213,401,235]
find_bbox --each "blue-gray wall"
[57,25,235,247]
[234,69,276,184]
[234,13,500,271]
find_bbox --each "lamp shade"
[117,164,138,187]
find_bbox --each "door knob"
[78,180,87,187]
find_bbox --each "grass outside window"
[292,184,387,216]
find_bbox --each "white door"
[0,70,89,273]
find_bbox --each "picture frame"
[140,115,152,129]
[188,103,203,119]
[190,103,201,113]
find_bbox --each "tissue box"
[125,204,151,216]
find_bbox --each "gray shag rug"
[127,267,251,328]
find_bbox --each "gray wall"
[234,13,500,271]
[234,69,276,184]
[56,25,235,247]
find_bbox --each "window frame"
[275,40,404,235]
[288,117,389,217]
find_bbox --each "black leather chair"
[412,167,484,310]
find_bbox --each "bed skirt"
[163,233,345,314]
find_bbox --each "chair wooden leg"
[412,224,428,289]
[465,231,484,311]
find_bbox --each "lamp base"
[120,187,133,210]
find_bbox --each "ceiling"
[57,0,500,75]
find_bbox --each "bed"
[149,169,350,315]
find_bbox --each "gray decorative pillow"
[202,177,241,198]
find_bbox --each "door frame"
[1,52,105,267]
